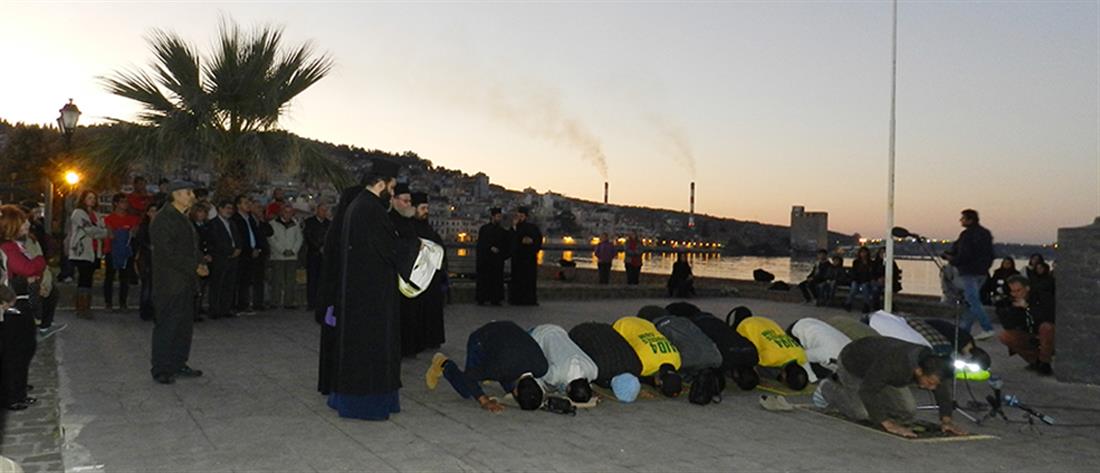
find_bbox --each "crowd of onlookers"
[797,247,902,312]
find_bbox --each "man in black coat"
[946,209,996,339]
[231,195,264,314]
[150,181,207,385]
[323,160,409,421]
[412,192,446,350]
[204,200,241,319]
[302,203,331,310]
[475,208,509,306]
[509,206,542,306]
[316,185,362,396]
[390,183,424,357]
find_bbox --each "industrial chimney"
[604,181,609,205]
[688,182,696,229]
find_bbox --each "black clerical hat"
[411,192,428,205]
[394,183,411,196]
[370,159,400,179]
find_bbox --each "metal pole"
[44,179,54,235]
[885,0,899,313]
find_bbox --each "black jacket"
[996,291,1055,333]
[303,216,330,257]
[204,216,239,259]
[569,322,643,384]
[464,321,549,383]
[150,205,202,298]
[951,224,994,276]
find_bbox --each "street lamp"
[57,99,81,139]
[64,170,81,186]
[50,99,81,245]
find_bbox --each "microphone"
[891,226,924,241]
[1003,395,1056,425]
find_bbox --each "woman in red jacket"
[0,205,46,410]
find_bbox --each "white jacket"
[530,324,599,392]
[268,219,303,261]
[67,208,109,262]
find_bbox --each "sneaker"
[759,395,794,412]
[37,324,68,341]
[974,330,997,341]
[425,353,448,390]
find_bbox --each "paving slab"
[27,297,1100,472]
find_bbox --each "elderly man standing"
[150,181,208,385]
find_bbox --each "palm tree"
[96,18,348,196]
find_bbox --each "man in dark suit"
[232,195,264,313]
[204,200,241,319]
[150,181,207,385]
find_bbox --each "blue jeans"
[846,282,874,309]
[958,274,992,332]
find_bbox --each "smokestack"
[604,181,609,205]
[688,181,696,228]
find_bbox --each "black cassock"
[475,222,510,305]
[320,190,409,398]
[316,186,360,395]
[413,218,446,349]
[509,220,543,305]
[391,210,423,357]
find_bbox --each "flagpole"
[885,0,899,313]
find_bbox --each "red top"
[1,241,46,278]
[104,212,141,254]
[265,201,284,220]
[128,192,151,214]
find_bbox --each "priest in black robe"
[390,183,424,357]
[411,192,446,349]
[315,185,361,395]
[509,206,543,306]
[475,208,509,305]
[320,159,410,421]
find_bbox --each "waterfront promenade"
[3,295,1099,472]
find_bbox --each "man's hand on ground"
[478,396,503,414]
[881,420,917,438]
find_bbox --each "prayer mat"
[794,404,998,442]
[754,378,817,397]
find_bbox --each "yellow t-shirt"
[736,317,808,368]
[613,316,682,376]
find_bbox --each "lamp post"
[50,99,81,239]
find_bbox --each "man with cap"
[425,321,549,413]
[149,181,208,384]
[390,183,424,357]
[568,322,644,402]
[613,316,683,398]
[411,192,446,350]
[321,159,408,420]
[509,206,542,306]
[476,207,510,305]
[529,324,598,403]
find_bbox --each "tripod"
[893,227,979,423]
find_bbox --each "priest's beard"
[395,205,416,218]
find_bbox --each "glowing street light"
[64,170,81,186]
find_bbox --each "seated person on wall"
[786,318,852,379]
[845,247,878,313]
[425,321,548,413]
[798,250,834,306]
[529,324,598,403]
[730,307,813,389]
[825,316,880,342]
[612,316,684,398]
[568,322,644,403]
[996,275,1055,376]
[667,252,696,298]
[982,257,1019,306]
[814,336,966,438]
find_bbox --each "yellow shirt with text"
[736,317,808,368]
[613,316,682,376]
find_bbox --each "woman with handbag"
[67,190,109,319]
[0,205,46,410]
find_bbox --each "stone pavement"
[31,298,1100,472]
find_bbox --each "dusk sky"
[2,1,1096,244]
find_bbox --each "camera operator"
[996,275,1055,376]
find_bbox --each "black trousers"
[235,254,265,310]
[209,256,239,317]
[476,259,505,304]
[626,265,641,285]
[74,259,98,290]
[306,252,322,309]
[31,282,59,329]
[139,269,154,320]
[151,290,195,377]
[597,262,612,284]
[1,304,37,404]
[103,254,135,307]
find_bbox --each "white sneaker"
[974,329,996,341]
[37,323,68,341]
